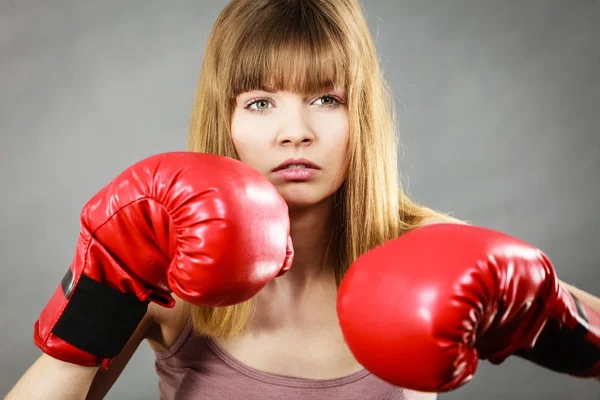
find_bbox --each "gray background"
[1,0,599,399]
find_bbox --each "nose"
[276,109,315,147]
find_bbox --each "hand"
[34,151,293,369]
[337,223,600,392]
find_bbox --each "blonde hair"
[185,0,436,338]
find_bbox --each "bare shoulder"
[145,294,190,352]
[419,212,468,227]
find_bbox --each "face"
[231,87,350,209]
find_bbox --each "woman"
[7,0,600,399]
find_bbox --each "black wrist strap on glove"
[52,269,149,358]
[516,292,600,376]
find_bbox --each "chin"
[280,194,324,209]
[276,186,332,210]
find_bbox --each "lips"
[273,158,321,172]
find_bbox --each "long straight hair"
[185,0,436,338]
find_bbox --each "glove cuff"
[34,269,149,368]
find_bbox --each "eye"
[312,95,342,108]
[244,98,273,114]
[250,99,270,110]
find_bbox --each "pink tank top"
[154,320,418,399]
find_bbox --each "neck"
[281,198,335,285]
[249,197,338,332]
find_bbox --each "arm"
[5,355,98,400]
[86,298,189,399]
[85,307,157,400]
[5,307,155,400]
[560,282,600,317]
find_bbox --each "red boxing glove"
[34,152,293,369]
[337,223,600,392]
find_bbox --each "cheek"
[332,116,351,183]
[320,113,350,163]
[231,113,266,163]
[230,133,254,162]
